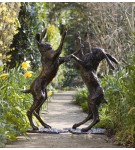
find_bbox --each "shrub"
[0,2,20,65]
[0,66,32,147]
[73,86,88,106]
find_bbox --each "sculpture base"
[27,128,106,134]
[27,128,68,134]
[64,128,106,134]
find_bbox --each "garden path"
[6,91,121,148]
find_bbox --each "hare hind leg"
[81,95,103,132]
[72,95,93,129]
[33,90,51,128]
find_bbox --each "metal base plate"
[63,128,90,134]
[63,128,106,134]
[27,128,106,134]
[27,128,68,134]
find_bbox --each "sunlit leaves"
[0,73,9,80]
[46,24,61,50]
[0,2,20,66]
[0,67,33,147]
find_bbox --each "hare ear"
[35,33,41,44]
[106,53,119,64]
[35,28,47,44]
[105,54,115,70]
[40,28,47,42]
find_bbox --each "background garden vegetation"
[0,2,135,147]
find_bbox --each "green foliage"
[0,2,20,65]
[73,86,88,108]
[0,66,32,147]
[62,63,79,88]
[51,65,65,89]
[8,2,47,69]
[46,24,61,50]
[81,101,88,112]
[101,65,135,146]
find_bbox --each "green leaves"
[0,3,20,65]
[46,25,61,50]
[0,67,32,147]
[101,63,135,146]
[73,86,88,106]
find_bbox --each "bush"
[0,66,32,147]
[73,86,88,106]
[0,2,20,66]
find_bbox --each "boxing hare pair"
[23,28,118,132]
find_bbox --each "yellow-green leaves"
[0,2,20,66]
[0,73,9,80]
[46,24,61,50]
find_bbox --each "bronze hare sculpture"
[23,27,69,130]
[71,32,119,132]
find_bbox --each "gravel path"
[6,91,121,148]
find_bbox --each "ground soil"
[6,91,122,148]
